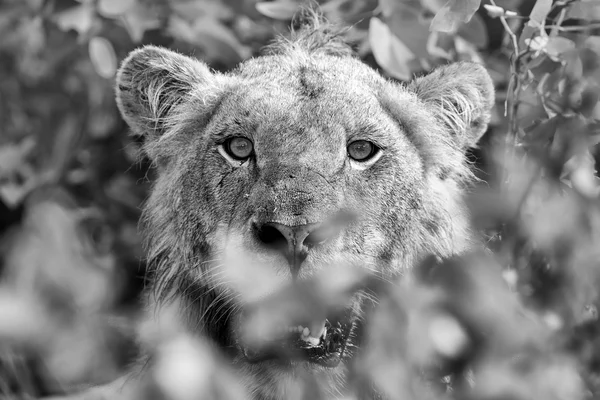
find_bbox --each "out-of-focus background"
[2,0,600,399]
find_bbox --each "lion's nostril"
[304,227,330,248]
[253,223,288,250]
[252,219,344,277]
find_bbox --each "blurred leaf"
[121,3,162,42]
[544,37,576,61]
[519,0,552,49]
[169,16,251,64]
[52,3,95,34]
[97,0,136,17]
[0,291,46,345]
[524,116,559,148]
[430,0,481,33]
[579,47,600,78]
[0,138,34,179]
[88,37,117,79]
[255,1,299,20]
[379,0,430,59]
[369,17,415,81]
[457,13,488,48]
[483,4,506,18]
[567,1,600,21]
[528,0,552,27]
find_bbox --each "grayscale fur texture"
[110,12,495,400]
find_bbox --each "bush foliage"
[2,0,600,399]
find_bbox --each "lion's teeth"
[302,327,309,337]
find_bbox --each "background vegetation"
[2,0,600,399]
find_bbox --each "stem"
[489,0,521,140]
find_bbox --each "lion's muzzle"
[252,220,343,278]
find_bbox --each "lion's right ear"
[116,46,217,144]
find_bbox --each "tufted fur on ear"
[411,61,494,150]
[115,46,222,162]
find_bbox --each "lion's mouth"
[238,306,356,368]
[233,266,371,368]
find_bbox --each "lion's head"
[115,16,494,399]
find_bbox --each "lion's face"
[116,25,493,399]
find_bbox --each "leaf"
[379,0,430,59]
[544,37,576,61]
[524,116,559,148]
[193,19,252,61]
[97,0,136,16]
[369,17,415,81]
[169,17,251,64]
[0,138,35,179]
[483,4,505,18]
[52,4,94,34]
[519,0,551,49]
[121,3,161,42]
[567,1,600,21]
[88,37,117,79]
[528,0,552,27]
[524,34,548,53]
[584,36,600,53]
[255,1,299,20]
[430,0,481,33]
[457,13,488,48]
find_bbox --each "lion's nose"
[253,221,333,277]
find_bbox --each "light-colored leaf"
[584,36,600,53]
[519,0,551,48]
[528,0,552,27]
[524,34,548,53]
[544,36,576,60]
[255,1,299,20]
[430,0,481,33]
[483,4,505,18]
[88,37,117,79]
[170,17,251,63]
[97,0,136,16]
[379,0,430,59]
[120,2,161,42]
[369,17,415,81]
[52,4,94,34]
[567,1,600,21]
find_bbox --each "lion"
[111,14,494,400]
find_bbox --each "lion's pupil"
[348,140,374,161]
[229,137,253,159]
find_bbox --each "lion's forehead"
[211,62,401,160]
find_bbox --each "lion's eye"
[225,137,253,160]
[347,140,378,161]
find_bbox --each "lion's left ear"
[410,62,494,149]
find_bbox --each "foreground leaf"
[430,0,481,33]
[369,17,415,81]
[88,37,117,79]
[255,1,299,20]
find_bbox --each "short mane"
[264,9,354,57]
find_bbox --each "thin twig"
[489,0,521,140]
[547,23,600,32]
